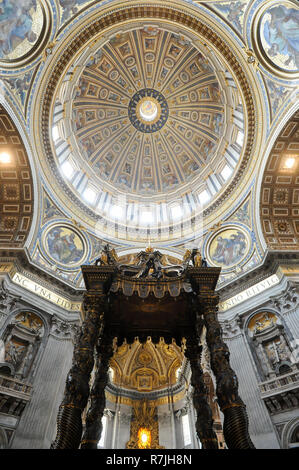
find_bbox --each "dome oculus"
[48,24,247,237]
[139,99,158,122]
[128,89,168,133]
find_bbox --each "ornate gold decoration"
[34,3,259,244]
[138,428,151,449]
[243,48,259,69]
[42,41,56,61]
[209,222,222,233]
[183,249,192,264]
[126,400,164,449]
[15,312,43,332]
[193,251,202,267]
[110,338,183,392]
[248,312,277,333]
[105,389,186,407]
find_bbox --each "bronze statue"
[191,249,202,267]
[184,248,208,267]
[135,250,163,279]
[95,244,118,266]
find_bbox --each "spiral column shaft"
[51,293,106,449]
[199,293,255,449]
[185,335,219,449]
[80,334,114,449]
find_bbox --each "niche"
[247,312,295,380]
[0,311,45,379]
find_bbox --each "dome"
[48,23,246,241]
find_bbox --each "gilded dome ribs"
[147,29,169,87]
[39,5,254,238]
[81,71,133,99]
[110,130,140,186]
[159,132,185,184]
[132,29,148,88]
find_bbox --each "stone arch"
[281,417,299,449]
[259,109,299,250]
[0,427,8,449]
[245,309,295,380]
[0,104,34,248]
[0,307,48,380]
[0,305,50,339]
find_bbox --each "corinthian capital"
[50,316,79,340]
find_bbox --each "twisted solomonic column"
[80,333,114,449]
[51,293,107,449]
[185,334,219,449]
[199,293,255,449]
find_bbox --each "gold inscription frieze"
[12,272,81,312]
[218,274,280,312]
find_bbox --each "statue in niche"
[5,341,26,370]
[0,312,44,379]
[253,313,275,335]
[0,281,20,313]
[249,312,295,379]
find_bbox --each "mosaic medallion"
[128,89,168,133]
[43,225,86,267]
[252,1,299,77]
[259,3,299,73]
[206,227,250,269]
[0,0,51,68]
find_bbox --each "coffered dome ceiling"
[53,27,242,201]
[34,4,260,245]
[2,0,298,288]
